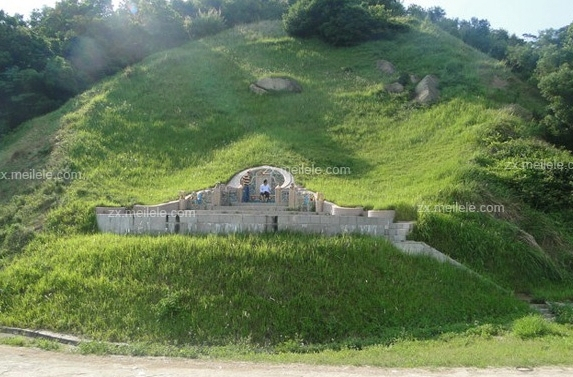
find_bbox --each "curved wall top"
[227,165,295,189]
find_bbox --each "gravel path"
[2,345,573,377]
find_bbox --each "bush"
[512,315,556,339]
[283,0,393,46]
[185,8,227,39]
[550,302,573,324]
[221,0,288,26]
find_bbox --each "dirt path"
[2,345,573,377]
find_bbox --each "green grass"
[1,19,573,353]
[3,321,573,367]
[0,233,527,345]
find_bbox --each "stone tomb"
[95,166,413,242]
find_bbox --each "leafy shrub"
[185,8,227,39]
[154,290,188,320]
[464,323,503,339]
[283,0,394,46]
[550,302,573,324]
[512,315,556,339]
[480,138,573,213]
[221,0,288,26]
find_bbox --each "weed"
[512,315,559,339]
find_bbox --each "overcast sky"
[2,0,572,37]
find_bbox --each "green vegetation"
[283,0,405,46]
[0,233,526,344]
[512,314,562,339]
[3,322,573,367]
[1,18,573,359]
[0,0,289,134]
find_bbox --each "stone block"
[320,216,339,225]
[356,217,374,226]
[340,225,357,234]
[338,216,357,226]
[220,214,243,224]
[309,215,322,224]
[253,215,268,224]
[332,206,363,216]
[367,210,395,221]
[294,215,311,224]
[241,215,256,224]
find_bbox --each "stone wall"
[95,209,414,241]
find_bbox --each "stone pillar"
[178,190,187,210]
[288,184,297,209]
[275,186,282,204]
[238,186,244,203]
[316,192,324,213]
[213,185,222,207]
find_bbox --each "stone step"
[516,295,556,321]
[388,221,415,230]
[530,303,556,321]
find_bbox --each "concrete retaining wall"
[96,210,414,240]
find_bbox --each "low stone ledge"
[367,210,395,221]
[0,326,82,346]
[332,206,364,216]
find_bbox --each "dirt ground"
[2,345,573,377]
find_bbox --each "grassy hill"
[0,19,572,347]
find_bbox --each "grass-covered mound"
[1,20,572,345]
[0,233,526,345]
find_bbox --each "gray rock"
[376,60,397,75]
[251,77,302,93]
[249,83,268,95]
[414,74,440,104]
[385,82,404,94]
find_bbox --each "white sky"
[401,0,573,36]
[1,0,572,37]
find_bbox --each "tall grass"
[0,233,527,345]
[0,19,571,344]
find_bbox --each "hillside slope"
[0,20,572,344]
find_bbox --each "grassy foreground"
[2,317,573,367]
[0,233,527,345]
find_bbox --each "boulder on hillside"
[250,77,302,94]
[249,84,268,95]
[385,82,404,94]
[376,60,397,75]
[414,74,440,105]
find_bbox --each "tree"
[405,4,426,20]
[283,0,396,46]
[427,6,445,23]
[459,17,492,53]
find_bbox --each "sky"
[1,0,572,37]
[401,0,573,36]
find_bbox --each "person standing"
[240,170,252,202]
[260,179,271,202]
